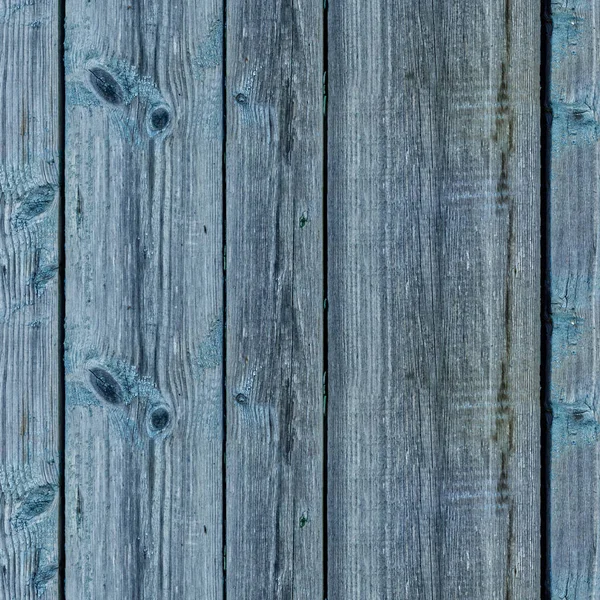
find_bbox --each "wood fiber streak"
[225,0,324,597]
[64,2,223,597]
[327,1,540,598]
[548,1,600,597]
[0,1,60,598]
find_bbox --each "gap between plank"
[221,0,228,596]
[540,0,552,596]
[57,0,67,596]
[322,0,329,597]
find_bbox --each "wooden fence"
[0,0,593,597]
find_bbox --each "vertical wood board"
[225,0,324,597]
[0,1,60,598]
[64,2,224,597]
[327,1,540,598]
[548,1,600,597]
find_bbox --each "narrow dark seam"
[57,0,67,597]
[540,0,553,596]
[221,0,228,597]
[322,0,329,597]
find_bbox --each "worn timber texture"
[327,1,540,598]
[548,1,600,598]
[225,0,324,598]
[0,1,60,598]
[0,0,554,597]
[64,1,223,597]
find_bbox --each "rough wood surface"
[327,1,540,598]
[548,1,600,597]
[0,1,60,598]
[64,2,223,597]
[225,0,324,597]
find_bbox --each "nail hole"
[235,93,248,105]
[235,393,248,405]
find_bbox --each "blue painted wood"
[64,1,224,596]
[327,1,540,597]
[548,1,600,597]
[0,0,61,597]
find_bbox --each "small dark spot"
[204,225,207,234]
[204,525,207,534]
[235,393,248,405]
[299,212,308,228]
[235,93,248,105]
[299,512,308,528]
[13,484,56,525]
[76,487,83,528]
[149,106,170,131]
[149,407,170,431]
[89,67,123,104]
[88,367,123,404]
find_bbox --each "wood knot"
[148,406,170,432]
[88,367,123,404]
[148,106,170,132]
[235,393,249,405]
[89,67,123,105]
[235,92,248,105]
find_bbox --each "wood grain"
[327,1,540,598]
[0,1,60,598]
[225,0,324,597]
[64,2,223,597]
[548,1,600,597]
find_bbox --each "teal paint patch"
[193,19,222,80]
[551,401,600,451]
[197,318,223,372]
[65,381,100,408]
[551,8,584,63]
[66,81,101,109]
[552,101,600,152]
[552,310,584,362]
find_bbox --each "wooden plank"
[547,1,600,597]
[0,1,60,598]
[327,1,540,597]
[64,2,223,597]
[225,0,323,597]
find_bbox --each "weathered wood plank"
[225,0,324,597]
[548,1,600,597]
[0,1,60,598]
[327,1,540,597]
[64,2,223,597]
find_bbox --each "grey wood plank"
[548,1,600,597]
[0,1,60,598]
[225,0,324,597]
[64,2,223,597]
[327,1,540,598]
